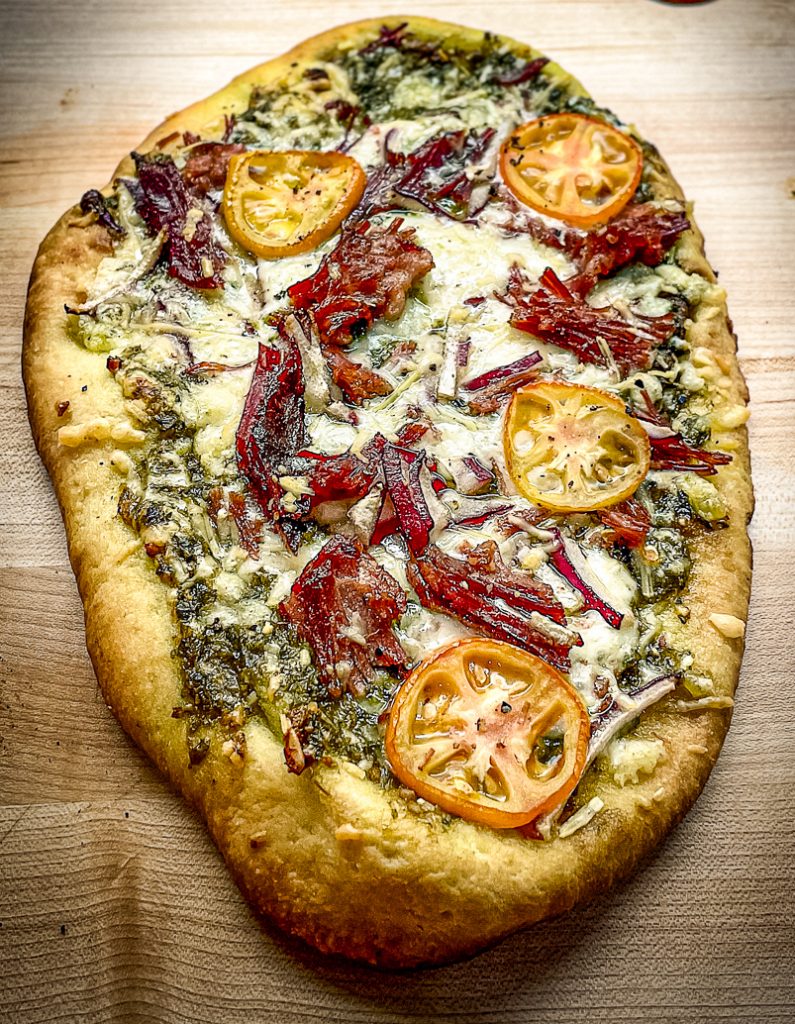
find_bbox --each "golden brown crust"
[23,15,752,966]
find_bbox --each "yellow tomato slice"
[500,114,643,229]
[385,638,590,829]
[222,150,366,259]
[504,380,650,513]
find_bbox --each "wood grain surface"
[1,1,794,1020]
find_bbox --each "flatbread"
[23,16,752,966]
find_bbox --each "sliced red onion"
[548,530,624,628]
[637,417,677,440]
[437,334,461,400]
[451,455,494,495]
[381,442,434,556]
[535,672,677,836]
[440,492,513,529]
[461,350,542,392]
[184,359,254,378]
[586,674,679,766]
[494,56,549,86]
[66,229,167,314]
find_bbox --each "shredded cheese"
[58,418,146,448]
[558,797,604,838]
[708,613,745,639]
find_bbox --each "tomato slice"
[385,638,590,829]
[500,114,643,229]
[504,380,650,513]
[222,150,366,259]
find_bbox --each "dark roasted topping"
[363,128,496,221]
[649,435,732,476]
[323,345,393,404]
[131,152,225,289]
[235,338,307,550]
[491,196,688,298]
[79,189,125,235]
[407,543,576,670]
[378,442,576,667]
[506,266,677,374]
[567,203,690,297]
[597,498,651,549]
[279,535,407,697]
[181,142,246,193]
[291,449,376,518]
[380,441,434,555]
[287,219,434,345]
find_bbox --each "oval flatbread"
[23,16,752,966]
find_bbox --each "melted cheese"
[601,737,665,786]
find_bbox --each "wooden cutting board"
[1,1,794,1020]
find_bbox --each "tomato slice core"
[222,150,365,259]
[385,638,590,829]
[504,381,651,513]
[500,114,643,229]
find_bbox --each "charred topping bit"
[131,152,226,289]
[506,266,678,374]
[279,535,407,698]
[182,141,246,193]
[361,128,497,221]
[288,218,434,346]
[79,189,125,235]
[55,400,71,417]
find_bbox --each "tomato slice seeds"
[500,114,643,229]
[386,638,590,828]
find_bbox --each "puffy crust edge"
[22,15,753,967]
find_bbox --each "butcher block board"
[1,0,794,1020]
